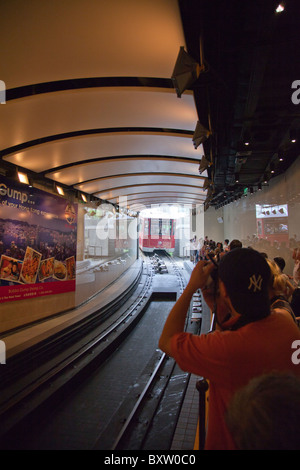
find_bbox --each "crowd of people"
[160,236,300,449]
[189,234,300,319]
[190,235,300,288]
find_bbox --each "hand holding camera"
[187,259,215,294]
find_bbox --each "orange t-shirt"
[171,312,300,450]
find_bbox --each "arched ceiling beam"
[45,156,202,185]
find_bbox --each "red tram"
[139,217,175,253]
[256,204,289,245]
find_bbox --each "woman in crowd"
[266,258,297,324]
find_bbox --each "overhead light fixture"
[56,185,64,196]
[258,183,262,191]
[198,155,211,174]
[17,171,29,185]
[235,173,239,183]
[203,177,211,190]
[263,173,268,183]
[243,129,251,147]
[290,129,297,143]
[81,193,87,203]
[275,3,285,13]
[250,187,254,194]
[270,163,275,174]
[192,121,211,149]
[171,46,205,98]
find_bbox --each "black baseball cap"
[218,248,271,320]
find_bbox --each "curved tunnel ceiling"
[0,0,207,211]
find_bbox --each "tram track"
[0,252,197,450]
[0,256,153,441]
[108,252,195,451]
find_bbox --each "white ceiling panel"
[75,173,204,194]
[3,134,203,173]
[112,195,206,208]
[110,191,205,203]
[92,184,206,201]
[0,88,197,150]
[46,157,203,186]
[1,0,209,209]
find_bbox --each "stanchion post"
[196,377,209,450]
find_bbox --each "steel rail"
[110,252,188,450]
[0,258,154,431]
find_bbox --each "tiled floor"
[170,373,200,450]
[170,260,211,451]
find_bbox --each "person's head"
[217,248,271,328]
[274,256,286,272]
[12,261,18,273]
[226,372,300,450]
[229,239,242,250]
[266,258,288,299]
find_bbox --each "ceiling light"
[290,129,297,143]
[203,178,211,190]
[258,183,262,191]
[235,173,239,183]
[17,171,29,185]
[193,121,211,149]
[171,46,205,98]
[275,4,285,13]
[198,155,211,174]
[243,129,251,147]
[81,193,87,203]
[270,163,275,174]
[56,185,64,196]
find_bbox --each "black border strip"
[6,77,174,101]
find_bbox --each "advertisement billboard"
[0,176,77,303]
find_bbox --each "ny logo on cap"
[248,274,263,292]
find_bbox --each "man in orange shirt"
[159,248,300,450]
